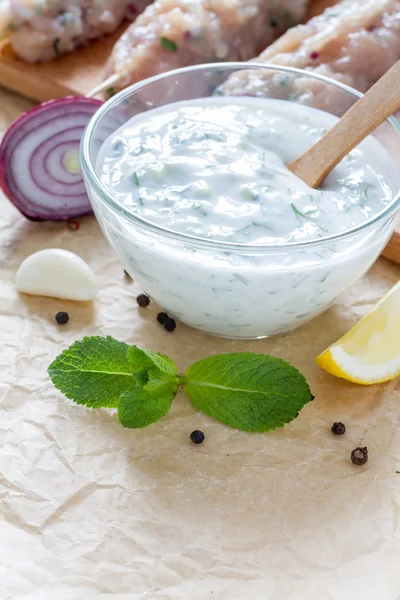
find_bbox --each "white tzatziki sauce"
[94,98,399,338]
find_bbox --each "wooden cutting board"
[0,24,128,102]
[0,0,399,263]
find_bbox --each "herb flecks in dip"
[93,98,398,338]
[97,98,394,245]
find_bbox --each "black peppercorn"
[190,430,205,444]
[164,317,176,332]
[136,294,150,307]
[351,446,368,466]
[55,311,69,325]
[331,422,346,435]
[157,312,169,325]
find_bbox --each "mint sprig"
[48,336,313,432]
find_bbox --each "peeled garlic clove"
[16,248,97,301]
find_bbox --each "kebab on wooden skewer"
[218,0,400,113]
[0,0,152,62]
[104,0,311,94]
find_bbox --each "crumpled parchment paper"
[1,86,400,600]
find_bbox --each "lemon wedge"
[316,280,400,385]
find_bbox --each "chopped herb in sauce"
[106,87,116,98]
[291,203,320,220]
[290,203,308,218]
[241,187,259,202]
[52,38,61,56]
[131,144,145,156]
[112,139,124,155]
[160,37,178,52]
[233,273,250,285]
[194,187,211,198]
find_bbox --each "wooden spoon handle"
[287,60,400,188]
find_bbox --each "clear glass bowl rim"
[81,62,400,253]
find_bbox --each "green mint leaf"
[127,346,177,377]
[48,336,141,408]
[160,36,178,52]
[184,353,312,432]
[118,387,174,429]
[52,37,60,56]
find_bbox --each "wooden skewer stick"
[287,60,400,188]
[85,72,123,99]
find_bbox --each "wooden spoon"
[287,60,400,188]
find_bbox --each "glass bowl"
[81,63,400,339]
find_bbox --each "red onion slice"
[0,97,103,221]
